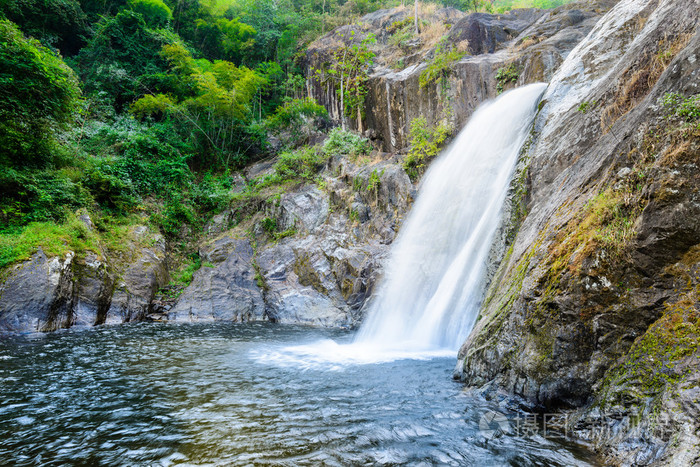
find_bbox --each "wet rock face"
[0,249,74,332]
[0,250,113,332]
[104,228,168,324]
[0,225,168,333]
[306,1,611,152]
[456,0,700,462]
[72,253,113,328]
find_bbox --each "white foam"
[251,339,455,371]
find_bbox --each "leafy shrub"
[0,168,93,226]
[661,92,700,125]
[577,101,595,113]
[265,97,329,148]
[403,116,452,181]
[419,38,465,89]
[322,128,372,158]
[191,172,234,213]
[261,217,278,233]
[129,93,174,119]
[174,253,201,285]
[495,64,519,94]
[266,98,329,131]
[0,19,81,168]
[74,116,233,237]
[386,17,415,35]
[155,193,198,236]
[366,168,384,192]
[129,0,172,28]
[274,146,329,181]
[387,17,417,48]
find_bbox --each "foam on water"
[252,340,456,371]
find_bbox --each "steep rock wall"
[305,1,615,151]
[0,223,168,333]
[456,0,700,463]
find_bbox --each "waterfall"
[355,83,547,351]
[261,83,547,368]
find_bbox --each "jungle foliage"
[0,0,574,265]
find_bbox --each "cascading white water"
[355,83,547,351]
[258,83,547,368]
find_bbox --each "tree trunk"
[340,74,345,130]
[415,0,419,35]
[357,100,363,134]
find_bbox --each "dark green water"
[0,322,598,465]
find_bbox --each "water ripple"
[0,323,599,465]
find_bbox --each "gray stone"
[104,228,168,324]
[168,238,266,322]
[0,249,74,333]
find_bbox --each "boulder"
[0,249,74,332]
[168,238,266,322]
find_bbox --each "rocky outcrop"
[0,224,168,333]
[456,0,700,463]
[306,0,615,151]
[72,253,114,327]
[0,249,74,332]
[168,237,266,322]
[105,226,168,324]
[168,152,414,327]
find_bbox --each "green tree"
[403,115,452,180]
[76,10,178,111]
[0,19,81,168]
[132,42,268,166]
[226,0,281,63]
[0,0,88,55]
[129,0,173,28]
[316,31,376,132]
[192,16,256,64]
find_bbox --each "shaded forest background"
[0,0,571,271]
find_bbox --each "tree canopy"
[0,19,81,168]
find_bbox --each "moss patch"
[0,213,106,268]
[293,253,328,295]
[599,290,700,408]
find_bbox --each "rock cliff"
[305,0,616,151]
[0,223,168,332]
[455,0,700,464]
